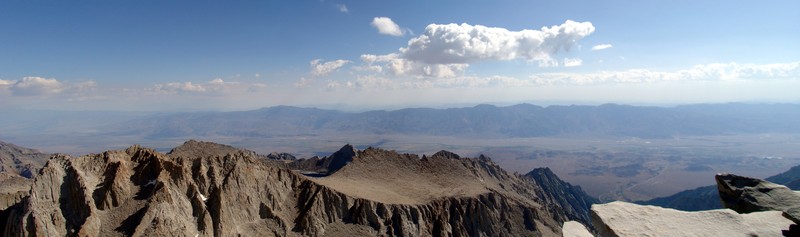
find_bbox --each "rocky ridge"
[1,141,595,236]
[525,168,598,229]
[0,141,51,179]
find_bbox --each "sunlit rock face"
[589,173,800,237]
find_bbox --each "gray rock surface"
[591,201,793,237]
[1,141,591,236]
[716,173,800,223]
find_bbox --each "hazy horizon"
[1,1,798,111]
[1,100,799,113]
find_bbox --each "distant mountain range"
[91,103,800,140]
[2,103,798,143]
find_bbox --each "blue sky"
[1,0,798,111]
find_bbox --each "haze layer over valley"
[2,103,799,202]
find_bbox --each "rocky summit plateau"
[0,140,598,237]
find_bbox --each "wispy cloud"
[294,77,314,88]
[529,62,800,85]
[310,59,350,76]
[0,76,101,98]
[563,58,583,67]
[149,78,268,95]
[359,53,468,78]
[591,44,613,51]
[336,4,348,13]
[325,61,800,91]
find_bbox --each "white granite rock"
[591,201,793,237]
[562,221,594,237]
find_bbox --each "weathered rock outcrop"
[1,141,591,236]
[590,201,793,237]
[716,173,800,224]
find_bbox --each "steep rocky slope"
[525,168,598,228]
[0,140,52,232]
[1,141,593,236]
[0,140,51,179]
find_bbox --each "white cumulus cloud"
[591,44,613,51]
[371,17,404,37]
[400,20,595,64]
[358,20,595,78]
[310,59,351,76]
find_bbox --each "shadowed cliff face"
[1,141,593,237]
[526,168,598,229]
